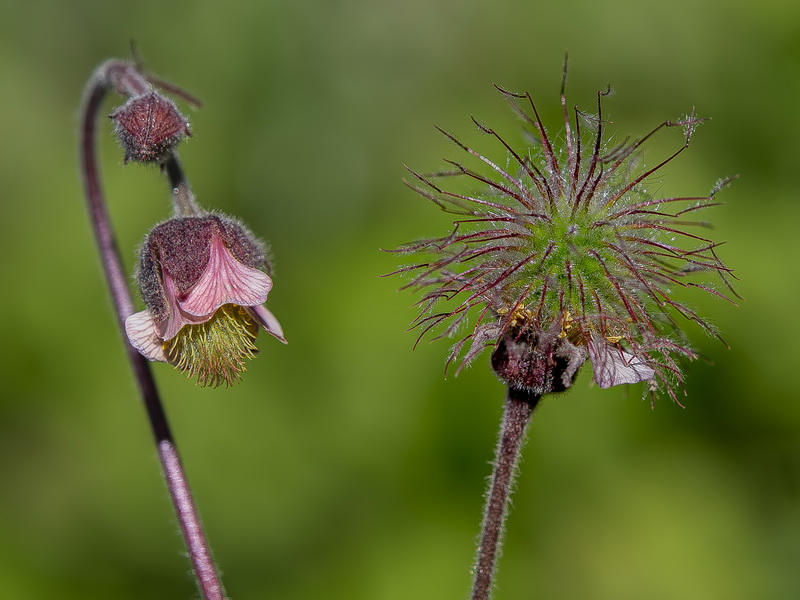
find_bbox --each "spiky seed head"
[395,78,736,403]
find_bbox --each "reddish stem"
[472,387,540,600]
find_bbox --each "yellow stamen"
[163,304,259,387]
[558,311,574,339]
[499,304,533,328]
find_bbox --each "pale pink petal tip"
[125,310,168,362]
[249,305,287,344]
[588,342,655,389]
[180,234,273,317]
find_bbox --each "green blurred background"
[1,0,797,598]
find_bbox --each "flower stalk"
[163,153,202,217]
[472,387,540,600]
[79,59,226,600]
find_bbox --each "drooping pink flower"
[125,214,285,386]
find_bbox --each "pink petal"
[248,305,287,344]
[588,341,655,389]
[179,233,272,317]
[158,271,187,340]
[125,310,168,362]
[155,272,215,340]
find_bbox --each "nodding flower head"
[125,214,286,387]
[395,79,737,403]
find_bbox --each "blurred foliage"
[0,0,798,598]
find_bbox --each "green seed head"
[396,77,736,403]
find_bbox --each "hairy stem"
[79,60,226,600]
[164,153,202,216]
[472,387,540,600]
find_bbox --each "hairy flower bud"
[125,214,285,386]
[110,91,190,163]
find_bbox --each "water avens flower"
[393,65,736,600]
[80,57,233,597]
[125,214,286,387]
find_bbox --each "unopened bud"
[110,91,190,163]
